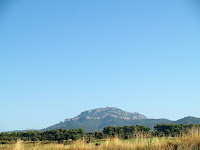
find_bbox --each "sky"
[0,0,200,132]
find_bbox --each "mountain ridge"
[41,107,200,132]
[64,107,147,122]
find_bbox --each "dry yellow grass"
[1,128,200,150]
[13,140,24,150]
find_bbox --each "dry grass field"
[1,128,200,150]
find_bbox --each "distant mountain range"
[41,107,200,132]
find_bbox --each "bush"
[95,142,101,146]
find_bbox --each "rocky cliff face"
[64,107,147,122]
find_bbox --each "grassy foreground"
[1,128,200,150]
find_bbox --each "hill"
[42,107,148,132]
[174,116,200,124]
[42,107,200,132]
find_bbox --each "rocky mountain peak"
[64,107,147,122]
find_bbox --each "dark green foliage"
[0,129,84,142]
[94,132,104,139]
[154,124,200,136]
[103,125,150,139]
[1,124,200,144]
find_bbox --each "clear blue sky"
[0,0,200,132]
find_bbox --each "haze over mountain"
[42,107,200,132]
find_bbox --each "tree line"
[0,124,200,144]
[153,124,200,137]
[0,129,84,143]
[102,125,150,139]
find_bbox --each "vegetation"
[0,125,150,144]
[153,124,200,137]
[2,124,200,144]
[2,124,200,150]
[1,127,200,150]
[102,125,150,139]
[0,129,84,144]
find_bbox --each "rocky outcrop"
[64,107,147,122]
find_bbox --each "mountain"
[42,107,147,132]
[41,107,200,133]
[175,116,200,124]
[65,107,147,121]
